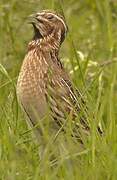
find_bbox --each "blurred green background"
[0,0,117,179]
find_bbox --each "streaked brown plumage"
[17,10,102,143]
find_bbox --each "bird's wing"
[45,52,103,138]
[42,54,90,140]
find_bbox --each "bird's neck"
[28,33,61,52]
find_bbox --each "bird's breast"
[17,49,49,119]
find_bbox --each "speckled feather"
[17,10,102,142]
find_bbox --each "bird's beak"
[27,14,37,24]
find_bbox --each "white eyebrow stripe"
[47,13,67,31]
[37,12,67,33]
[37,12,45,15]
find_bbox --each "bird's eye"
[47,15,53,20]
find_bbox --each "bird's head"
[28,10,68,44]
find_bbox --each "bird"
[17,10,102,144]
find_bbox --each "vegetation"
[0,0,117,179]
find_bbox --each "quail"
[17,10,102,143]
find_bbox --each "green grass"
[0,0,117,179]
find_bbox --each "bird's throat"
[33,24,43,40]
